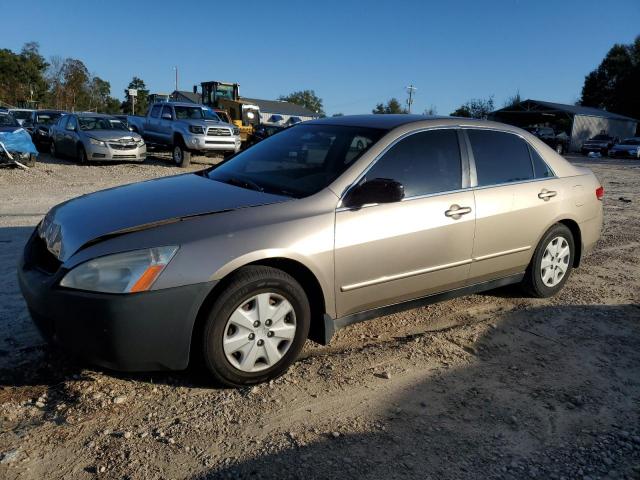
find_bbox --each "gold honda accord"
[19,115,603,387]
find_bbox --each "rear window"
[468,129,534,186]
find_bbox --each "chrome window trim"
[337,126,466,208]
[461,127,557,187]
[336,125,559,213]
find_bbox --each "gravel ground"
[0,154,639,480]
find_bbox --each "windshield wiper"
[222,177,264,192]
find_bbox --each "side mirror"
[343,178,405,209]
[161,113,172,120]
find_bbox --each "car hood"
[84,130,142,142]
[39,173,290,261]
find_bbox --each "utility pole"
[174,66,178,92]
[406,84,417,113]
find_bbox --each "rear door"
[465,129,561,283]
[334,128,476,317]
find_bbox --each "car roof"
[306,114,519,131]
[75,112,117,118]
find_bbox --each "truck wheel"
[172,140,191,168]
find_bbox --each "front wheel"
[172,140,191,168]
[521,223,575,298]
[201,266,310,387]
[77,144,88,164]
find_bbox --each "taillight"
[595,186,604,200]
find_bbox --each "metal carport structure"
[489,99,638,152]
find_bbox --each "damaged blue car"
[0,111,38,167]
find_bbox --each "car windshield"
[621,138,640,145]
[0,114,19,127]
[174,106,219,121]
[10,110,31,120]
[592,135,611,140]
[78,117,128,131]
[206,124,385,198]
[36,113,62,125]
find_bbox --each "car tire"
[172,139,191,168]
[201,266,310,387]
[25,153,36,167]
[555,143,564,155]
[50,141,59,159]
[77,144,88,164]
[522,223,575,298]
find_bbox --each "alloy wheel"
[540,236,570,287]
[222,292,296,372]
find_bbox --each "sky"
[2,0,639,116]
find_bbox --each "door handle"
[445,204,472,219]
[538,189,557,201]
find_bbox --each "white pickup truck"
[128,102,241,167]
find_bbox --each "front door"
[334,128,476,317]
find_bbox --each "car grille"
[109,143,138,150]
[113,154,137,159]
[207,128,231,136]
[26,233,61,275]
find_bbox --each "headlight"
[233,127,240,135]
[189,125,205,134]
[136,138,145,146]
[247,112,255,120]
[60,246,178,293]
[89,137,106,146]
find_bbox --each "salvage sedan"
[49,113,146,163]
[19,115,603,387]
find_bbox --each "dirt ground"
[0,153,639,480]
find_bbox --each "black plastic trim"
[329,273,524,336]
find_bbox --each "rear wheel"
[172,139,191,168]
[50,141,59,158]
[201,266,310,387]
[522,223,575,298]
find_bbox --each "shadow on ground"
[192,304,640,480]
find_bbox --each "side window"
[65,116,77,131]
[150,105,162,118]
[468,130,533,186]
[161,105,173,119]
[529,146,554,178]
[364,129,462,198]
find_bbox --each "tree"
[278,90,325,116]
[122,77,149,115]
[61,58,90,110]
[423,105,438,115]
[0,42,48,107]
[88,76,120,113]
[450,96,494,119]
[579,36,640,121]
[372,98,407,114]
[503,90,522,109]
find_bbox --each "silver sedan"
[50,113,146,163]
